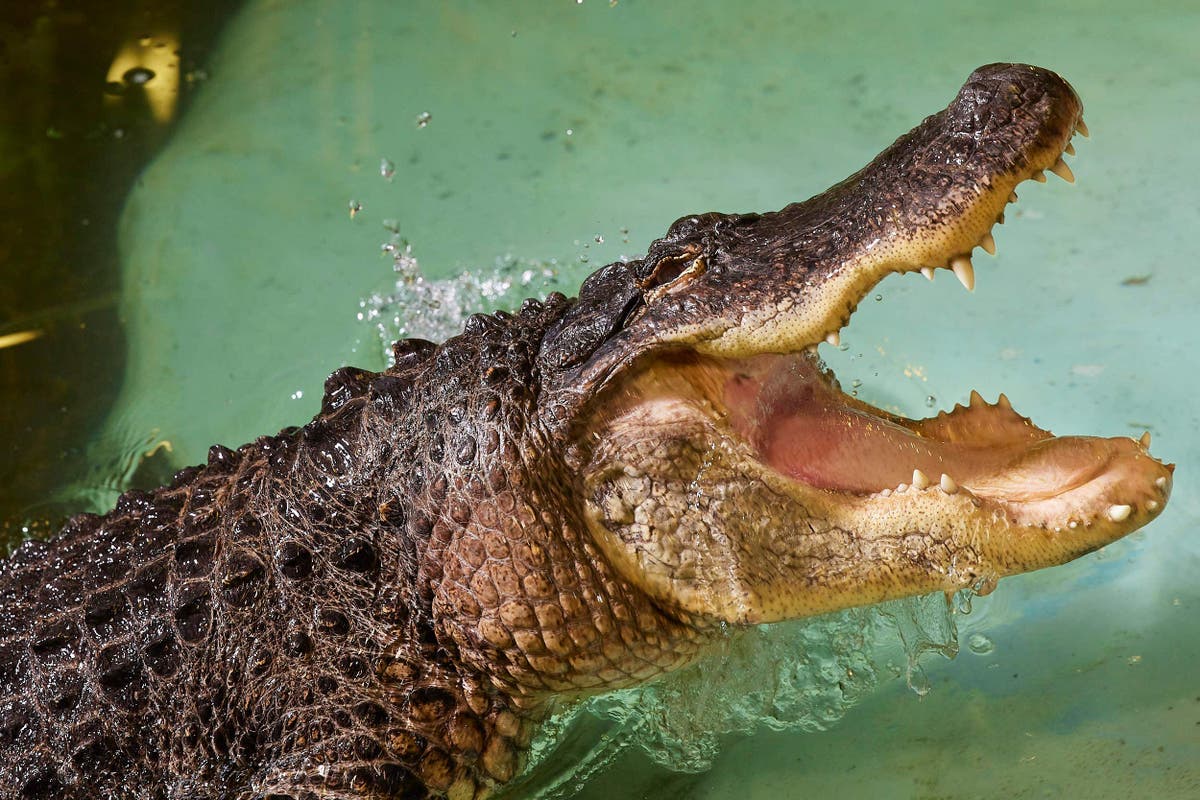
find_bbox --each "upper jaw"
[617,64,1086,361]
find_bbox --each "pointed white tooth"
[969,389,985,407]
[1032,170,1047,183]
[1155,476,1168,489]
[897,483,908,493]
[912,469,931,490]
[939,474,958,494]
[921,266,936,281]
[1050,157,1075,183]
[1075,118,1089,137]
[1065,141,1076,156]
[951,256,975,291]
[880,488,892,497]
[825,331,841,347]
[980,231,996,255]
[997,392,1012,410]
[997,210,1006,225]
[1146,500,1159,512]
[1107,504,1132,522]
[1009,191,1018,203]
[1138,431,1151,448]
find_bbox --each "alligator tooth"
[1138,431,1151,448]
[939,474,958,494]
[1155,476,1168,489]
[979,231,996,255]
[997,392,1012,410]
[951,256,975,291]
[969,389,985,407]
[1146,500,1159,512]
[1032,170,1047,183]
[1107,504,1132,522]
[921,266,935,281]
[896,483,908,493]
[880,488,892,497]
[911,469,931,490]
[1009,191,1018,203]
[1049,157,1075,183]
[825,331,841,347]
[1065,141,1076,156]
[997,210,1005,225]
[1075,118,1090,137]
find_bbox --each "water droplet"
[953,590,973,615]
[565,128,574,136]
[415,111,432,129]
[967,633,994,655]
[290,390,304,401]
[925,395,936,408]
[348,200,363,219]
[380,158,395,181]
[594,234,604,244]
[123,66,156,85]
[906,663,931,696]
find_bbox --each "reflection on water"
[0,0,241,528]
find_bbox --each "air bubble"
[416,111,432,129]
[925,395,936,408]
[967,633,995,655]
[380,158,395,181]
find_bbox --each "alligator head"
[541,63,1172,629]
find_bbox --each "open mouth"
[577,66,1173,624]
[592,112,1170,537]
[721,350,1168,530]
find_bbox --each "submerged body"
[0,65,1172,799]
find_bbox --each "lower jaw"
[717,351,1166,529]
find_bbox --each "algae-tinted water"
[5,1,1199,797]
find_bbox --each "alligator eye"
[639,251,706,297]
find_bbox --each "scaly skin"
[0,65,1173,799]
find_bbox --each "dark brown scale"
[219,550,268,608]
[276,540,315,580]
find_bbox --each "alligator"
[0,64,1173,799]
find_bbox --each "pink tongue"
[758,393,942,492]
[724,365,1048,495]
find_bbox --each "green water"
[12,0,1200,796]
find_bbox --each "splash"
[357,230,566,360]
[506,591,970,798]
